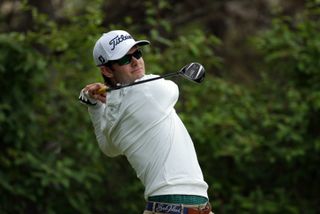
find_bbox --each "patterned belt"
[145,201,211,214]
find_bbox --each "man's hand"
[84,83,107,103]
[79,83,107,106]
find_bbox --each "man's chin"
[135,71,145,79]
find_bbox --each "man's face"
[108,46,146,85]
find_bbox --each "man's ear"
[100,66,114,78]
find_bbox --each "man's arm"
[88,105,121,157]
[79,83,121,157]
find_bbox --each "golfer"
[79,30,213,214]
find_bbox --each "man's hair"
[101,62,116,87]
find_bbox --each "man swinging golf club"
[79,30,213,214]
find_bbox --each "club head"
[179,62,205,83]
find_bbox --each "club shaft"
[107,72,179,91]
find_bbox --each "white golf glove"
[78,89,98,106]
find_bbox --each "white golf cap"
[93,30,150,66]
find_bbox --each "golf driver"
[97,62,205,94]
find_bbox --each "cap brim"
[110,40,150,61]
[135,40,150,47]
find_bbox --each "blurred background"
[0,0,319,213]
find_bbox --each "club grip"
[97,85,108,94]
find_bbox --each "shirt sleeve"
[147,78,179,111]
[88,104,121,157]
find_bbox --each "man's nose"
[131,56,139,65]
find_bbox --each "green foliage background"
[0,0,319,213]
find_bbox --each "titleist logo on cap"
[109,34,133,51]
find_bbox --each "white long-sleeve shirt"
[87,74,208,199]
